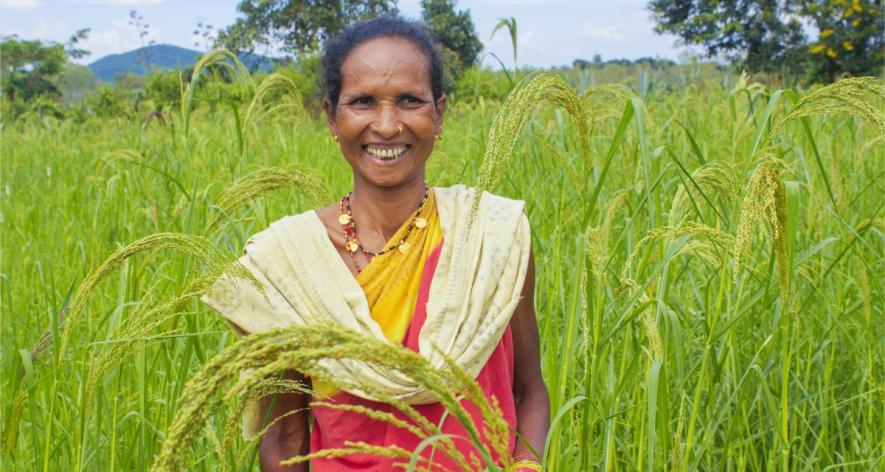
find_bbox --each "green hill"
[88,44,274,82]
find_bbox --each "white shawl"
[202,184,531,406]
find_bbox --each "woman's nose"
[369,104,402,139]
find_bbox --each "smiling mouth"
[363,144,411,161]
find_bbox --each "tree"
[421,0,483,82]
[573,59,591,70]
[0,36,67,102]
[217,0,397,56]
[803,0,884,82]
[649,0,808,76]
[649,0,884,81]
[64,28,91,60]
[58,64,99,103]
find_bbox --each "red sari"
[309,241,518,471]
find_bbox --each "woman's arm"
[510,248,550,463]
[259,370,311,472]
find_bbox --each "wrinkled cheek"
[409,109,438,134]
[335,111,370,136]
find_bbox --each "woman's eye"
[400,95,423,106]
[350,96,373,106]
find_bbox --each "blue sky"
[1,0,689,67]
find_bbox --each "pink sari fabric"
[309,241,518,471]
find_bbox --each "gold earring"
[332,134,339,142]
[434,134,441,141]
[396,124,404,136]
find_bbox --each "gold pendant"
[398,242,410,254]
[414,217,427,229]
[346,241,360,253]
[338,214,351,225]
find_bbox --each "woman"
[203,17,549,472]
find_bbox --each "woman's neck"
[349,178,426,241]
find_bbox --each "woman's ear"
[434,94,447,133]
[324,97,339,137]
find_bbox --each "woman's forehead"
[339,37,432,93]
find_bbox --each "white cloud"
[482,27,551,68]
[580,21,626,43]
[0,12,172,64]
[29,18,71,39]
[0,18,70,44]
[518,30,546,51]
[0,0,41,11]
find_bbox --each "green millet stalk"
[581,83,636,139]
[83,273,237,406]
[310,401,428,439]
[734,158,789,305]
[473,71,590,215]
[206,166,327,231]
[765,77,885,144]
[437,351,512,467]
[617,279,661,361]
[588,191,630,281]
[31,233,254,364]
[151,323,507,472]
[582,192,631,382]
[223,377,313,450]
[243,73,304,130]
[280,442,413,466]
[622,223,736,280]
[358,389,467,467]
[182,49,253,136]
[668,161,737,227]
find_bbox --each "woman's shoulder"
[432,184,527,216]
[432,184,530,241]
[433,184,525,203]
[240,207,325,253]
[312,202,341,232]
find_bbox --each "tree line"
[649,0,884,83]
[2,0,881,121]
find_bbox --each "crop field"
[1,57,883,471]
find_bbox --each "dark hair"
[322,16,445,110]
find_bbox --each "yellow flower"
[844,8,854,17]
[852,0,863,12]
[853,19,861,26]
[821,29,834,38]
[843,41,854,51]
[826,47,838,58]
[811,43,827,54]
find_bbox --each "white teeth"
[366,145,407,160]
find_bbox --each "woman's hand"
[510,248,550,465]
[259,370,311,472]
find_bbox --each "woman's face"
[326,36,446,189]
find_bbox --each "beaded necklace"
[337,184,430,274]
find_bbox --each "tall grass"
[1,62,882,471]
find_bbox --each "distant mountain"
[88,44,275,82]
